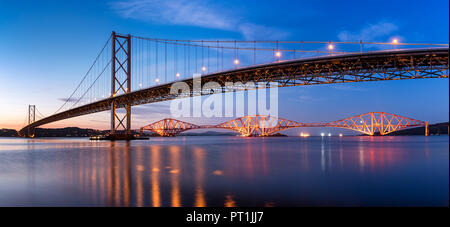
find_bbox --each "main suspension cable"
[54,35,112,114]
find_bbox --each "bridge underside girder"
[20,48,448,135]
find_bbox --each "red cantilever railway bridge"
[18,32,448,138]
[141,112,429,137]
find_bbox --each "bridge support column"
[425,122,429,136]
[109,31,133,140]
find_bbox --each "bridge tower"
[28,105,35,125]
[110,31,132,138]
[27,105,35,137]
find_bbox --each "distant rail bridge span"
[140,112,429,137]
[19,32,448,138]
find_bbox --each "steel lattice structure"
[138,112,428,137]
[215,115,302,137]
[141,118,201,137]
[18,31,448,137]
[324,112,428,136]
[110,32,132,135]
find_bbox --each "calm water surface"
[0,136,448,207]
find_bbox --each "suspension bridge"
[19,31,449,139]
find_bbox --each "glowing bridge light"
[202,66,207,72]
[300,132,310,137]
[155,78,160,83]
[392,39,399,49]
[138,83,142,87]
[275,51,281,58]
[234,59,239,65]
[328,133,331,137]
[176,73,180,77]
[328,44,334,50]
[339,133,343,137]
[321,133,325,137]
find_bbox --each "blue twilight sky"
[0,0,448,135]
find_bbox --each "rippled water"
[0,136,448,207]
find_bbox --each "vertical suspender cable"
[300,40,303,58]
[174,42,177,79]
[165,42,167,82]
[254,40,256,65]
[195,43,198,73]
[207,45,210,74]
[188,41,190,76]
[217,40,219,72]
[201,40,204,73]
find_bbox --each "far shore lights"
[300,132,310,137]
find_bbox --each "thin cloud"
[111,0,290,40]
[239,23,290,40]
[58,97,78,103]
[112,0,235,30]
[338,21,398,42]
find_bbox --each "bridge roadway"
[19,47,449,135]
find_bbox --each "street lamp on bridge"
[275,51,281,62]
[393,39,398,49]
[328,43,334,55]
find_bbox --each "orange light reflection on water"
[2,136,436,207]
